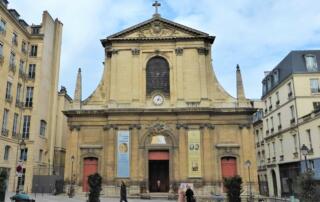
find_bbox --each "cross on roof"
[152,1,161,16]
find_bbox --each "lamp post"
[245,160,253,202]
[16,139,26,193]
[300,144,309,172]
[68,155,75,198]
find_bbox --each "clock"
[153,94,164,105]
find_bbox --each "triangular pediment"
[104,16,212,41]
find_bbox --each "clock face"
[153,95,164,105]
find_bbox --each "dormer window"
[267,76,272,90]
[273,69,279,84]
[262,81,267,95]
[305,54,318,72]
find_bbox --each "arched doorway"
[146,56,170,95]
[271,169,278,196]
[83,157,98,192]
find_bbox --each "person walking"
[178,187,185,202]
[185,185,195,202]
[120,181,128,202]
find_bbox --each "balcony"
[270,128,274,133]
[1,128,8,136]
[264,108,268,114]
[269,105,273,111]
[19,69,26,79]
[9,63,16,72]
[267,158,271,163]
[278,125,282,130]
[27,72,35,80]
[256,142,260,147]
[266,130,270,135]
[279,155,284,161]
[261,140,265,146]
[24,101,33,108]
[290,118,296,124]
[12,131,19,138]
[276,100,280,106]
[5,95,12,103]
[272,157,276,162]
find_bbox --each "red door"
[221,157,237,178]
[83,157,98,192]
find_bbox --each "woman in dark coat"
[120,181,128,202]
[185,185,195,202]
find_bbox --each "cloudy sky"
[9,0,320,99]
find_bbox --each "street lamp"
[68,155,75,198]
[245,160,253,202]
[16,139,26,193]
[300,144,309,171]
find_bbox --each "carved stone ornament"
[131,48,140,55]
[175,47,183,55]
[147,122,172,136]
[197,47,209,55]
[151,21,163,34]
[176,123,188,130]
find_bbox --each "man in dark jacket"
[185,185,195,202]
[120,181,128,202]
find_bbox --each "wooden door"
[83,157,98,192]
[221,157,237,178]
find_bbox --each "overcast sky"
[9,0,320,99]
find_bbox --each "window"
[277,113,281,128]
[30,45,38,57]
[266,118,269,130]
[290,105,295,122]
[21,41,27,53]
[0,43,3,57]
[307,129,313,150]
[305,54,318,72]
[12,113,18,137]
[19,60,24,72]
[146,56,170,95]
[0,19,6,32]
[313,102,320,111]
[310,79,320,93]
[270,117,274,129]
[1,109,9,134]
[269,97,272,109]
[28,64,36,79]
[5,81,12,100]
[293,134,298,153]
[273,70,279,84]
[12,33,18,46]
[16,83,21,103]
[20,148,28,161]
[272,142,276,157]
[25,87,33,107]
[267,77,272,90]
[276,92,280,105]
[287,82,293,97]
[40,120,46,137]
[22,115,31,139]
[280,139,283,155]
[9,52,15,66]
[267,143,271,158]
[262,82,267,95]
[4,145,10,160]
[39,149,43,162]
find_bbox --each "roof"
[262,50,320,97]
[101,15,215,47]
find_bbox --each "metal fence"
[31,166,64,194]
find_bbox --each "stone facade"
[0,1,64,192]
[64,14,258,197]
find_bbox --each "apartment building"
[253,50,320,197]
[0,0,65,192]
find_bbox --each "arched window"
[146,56,170,96]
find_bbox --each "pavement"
[5,192,173,202]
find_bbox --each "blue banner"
[117,131,130,177]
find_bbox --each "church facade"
[64,12,258,197]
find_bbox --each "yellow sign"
[188,130,202,177]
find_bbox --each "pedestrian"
[178,187,185,202]
[156,179,161,192]
[120,181,128,202]
[185,185,195,202]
